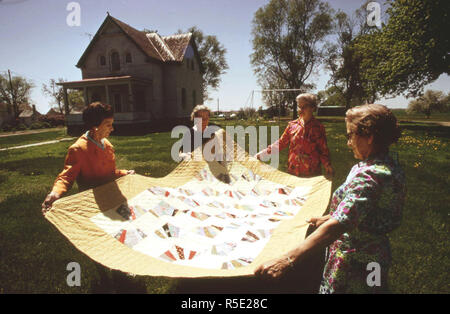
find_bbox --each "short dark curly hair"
[82,102,114,129]
[346,104,401,152]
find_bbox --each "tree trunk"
[345,91,352,110]
[292,99,298,120]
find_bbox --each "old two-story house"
[59,14,203,134]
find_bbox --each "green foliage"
[355,0,450,98]
[407,90,448,118]
[251,0,333,119]
[42,79,65,114]
[68,89,84,111]
[325,5,375,108]
[237,107,258,120]
[43,79,85,114]
[0,73,34,118]
[16,123,28,131]
[29,122,52,130]
[317,86,346,107]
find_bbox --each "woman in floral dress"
[255,104,406,293]
[255,93,334,177]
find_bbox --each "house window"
[99,55,106,66]
[111,51,120,71]
[181,88,186,109]
[125,52,132,64]
[114,93,122,112]
[192,90,196,107]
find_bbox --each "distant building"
[58,14,203,135]
[317,106,346,116]
[46,108,62,116]
[0,103,41,128]
[18,104,42,126]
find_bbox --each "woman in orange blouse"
[256,93,333,177]
[42,102,134,212]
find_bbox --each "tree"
[68,90,84,112]
[0,72,34,118]
[257,75,308,116]
[407,90,447,118]
[180,27,229,102]
[317,86,345,107]
[43,79,85,113]
[325,6,375,108]
[42,78,65,114]
[355,0,450,98]
[251,0,333,119]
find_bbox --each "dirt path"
[0,127,66,138]
[0,137,74,151]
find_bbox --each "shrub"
[30,122,45,130]
[2,124,14,132]
[39,114,65,127]
[16,124,28,131]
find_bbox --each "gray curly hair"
[296,93,318,110]
[346,104,401,151]
[191,104,211,121]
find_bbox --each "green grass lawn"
[391,109,450,122]
[0,119,448,293]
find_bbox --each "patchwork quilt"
[45,131,331,278]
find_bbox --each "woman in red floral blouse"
[256,93,333,177]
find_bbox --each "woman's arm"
[255,124,291,159]
[42,147,82,213]
[51,147,82,196]
[254,217,346,278]
[306,214,331,228]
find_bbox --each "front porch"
[58,76,163,134]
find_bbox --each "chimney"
[32,105,36,115]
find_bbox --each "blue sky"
[0,0,448,114]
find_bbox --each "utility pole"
[217,98,219,114]
[8,69,18,118]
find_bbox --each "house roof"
[18,109,34,118]
[18,103,32,112]
[18,104,41,118]
[162,33,193,61]
[46,108,63,116]
[77,15,199,68]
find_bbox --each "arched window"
[125,52,132,64]
[181,88,186,109]
[110,51,120,71]
[99,55,106,66]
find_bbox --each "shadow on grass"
[400,124,450,138]
[0,156,63,176]
[0,186,177,293]
[172,225,325,294]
